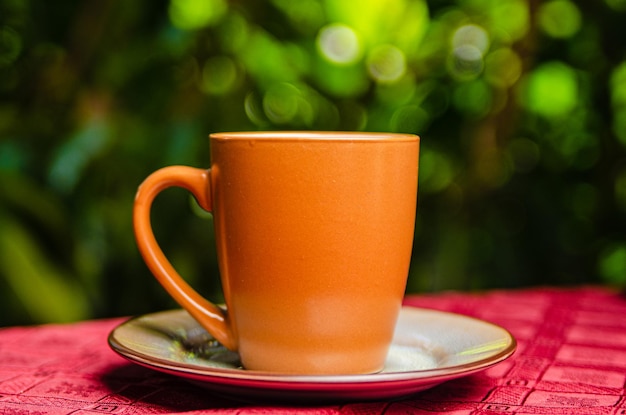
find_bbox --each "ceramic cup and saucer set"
[108,131,516,402]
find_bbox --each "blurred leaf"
[0,213,89,323]
[0,173,67,238]
[237,29,301,88]
[48,117,111,193]
[598,243,626,286]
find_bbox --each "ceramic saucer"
[108,307,516,402]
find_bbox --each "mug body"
[210,131,419,374]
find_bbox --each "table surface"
[1,286,625,414]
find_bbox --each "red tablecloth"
[1,286,625,414]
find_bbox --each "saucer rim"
[108,306,517,385]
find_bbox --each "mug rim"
[210,131,419,142]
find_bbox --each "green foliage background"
[1,0,626,325]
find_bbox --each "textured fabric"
[1,286,625,414]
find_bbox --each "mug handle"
[133,166,237,350]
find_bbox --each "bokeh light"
[488,0,529,42]
[599,244,626,285]
[449,45,484,80]
[448,24,489,80]
[537,0,582,39]
[200,56,239,95]
[262,82,304,124]
[322,0,429,52]
[244,91,267,126]
[484,48,522,88]
[518,61,578,119]
[367,44,406,83]
[169,0,227,30]
[452,24,489,54]
[316,24,362,65]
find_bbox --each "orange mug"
[133,131,419,374]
